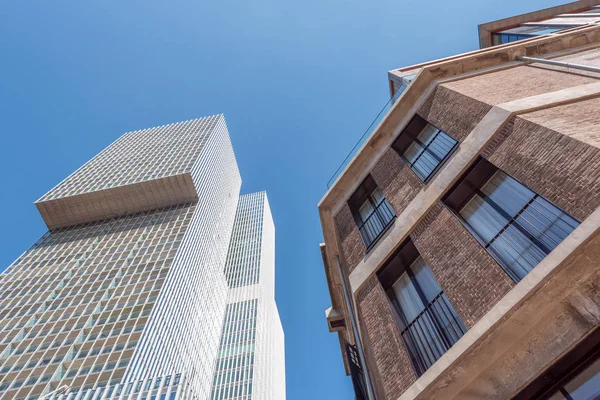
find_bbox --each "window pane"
[458,168,579,282]
[358,201,374,222]
[481,171,534,217]
[404,142,423,164]
[403,124,457,182]
[416,124,438,145]
[392,272,424,322]
[563,357,600,399]
[460,195,506,243]
[410,257,441,303]
[371,188,384,205]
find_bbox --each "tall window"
[445,158,579,282]
[348,176,396,250]
[357,188,395,249]
[378,240,465,376]
[392,115,457,182]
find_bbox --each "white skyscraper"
[0,115,285,400]
[211,192,285,400]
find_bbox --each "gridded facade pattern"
[0,204,195,399]
[211,300,258,400]
[224,192,265,288]
[124,120,242,399]
[210,192,286,400]
[38,116,221,201]
[0,114,248,400]
[45,372,197,399]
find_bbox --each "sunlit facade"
[0,115,285,400]
[211,192,285,400]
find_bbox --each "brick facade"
[334,204,364,275]
[332,62,600,400]
[443,65,599,105]
[418,85,492,142]
[371,148,422,216]
[410,203,515,328]
[356,276,417,399]
[483,115,600,222]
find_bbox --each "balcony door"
[389,255,465,376]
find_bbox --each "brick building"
[319,1,600,399]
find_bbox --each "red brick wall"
[483,115,600,222]
[371,148,423,217]
[356,276,417,399]
[410,203,515,328]
[418,85,492,142]
[334,204,364,275]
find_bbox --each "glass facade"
[0,116,285,400]
[210,192,286,400]
[211,300,257,400]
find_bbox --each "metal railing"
[326,84,408,189]
[400,292,466,377]
[358,200,395,250]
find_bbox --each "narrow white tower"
[210,192,286,400]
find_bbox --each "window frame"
[347,175,396,252]
[392,115,458,184]
[443,157,580,283]
[377,239,466,377]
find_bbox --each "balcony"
[400,292,466,376]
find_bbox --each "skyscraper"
[0,115,285,400]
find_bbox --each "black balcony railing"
[345,342,368,400]
[357,200,395,250]
[400,292,466,377]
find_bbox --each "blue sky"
[0,0,564,398]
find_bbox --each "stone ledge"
[35,173,198,230]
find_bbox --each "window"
[516,328,600,399]
[444,158,579,282]
[345,342,368,400]
[378,240,465,376]
[492,25,568,45]
[348,176,396,250]
[392,115,457,182]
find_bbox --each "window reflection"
[548,357,600,399]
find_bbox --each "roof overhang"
[35,173,198,230]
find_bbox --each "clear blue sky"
[0,0,564,398]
